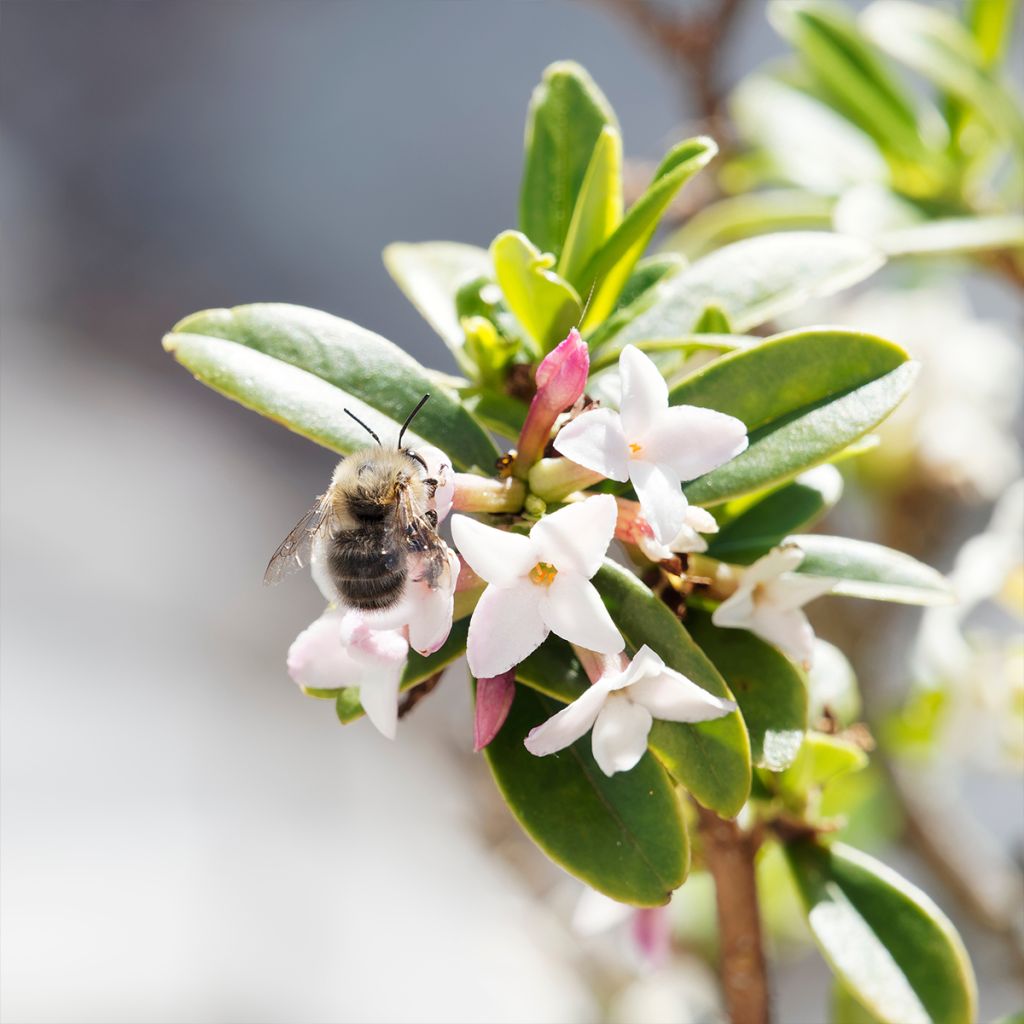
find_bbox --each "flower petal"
[406,548,460,655]
[642,405,749,481]
[590,697,653,776]
[524,678,615,757]
[711,588,756,628]
[466,580,549,678]
[358,660,406,740]
[418,445,455,523]
[539,573,625,655]
[750,605,817,666]
[309,533,340,604]
[451,514,534,587]
[531,494,617,579]
[286,607,359,690]
[619,345,668,440]
[766,572,837,612]
[683,505,718,535]
[744,545,805,586]
[628,668,736,723]
[553,408,630,482]
[630,460,687,544]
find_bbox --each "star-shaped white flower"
[524,644,736,776]
[638,505,720,561]
[287,607,408,739]
[554,345,748,543]
[451,494,624,679]
[711,545,837,667]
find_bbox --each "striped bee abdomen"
[329,528,408,610]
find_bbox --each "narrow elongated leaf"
[462,391,528,441]
[833,981,885,1024]
[578,137,717,328]
[484,684,689,905]
[707,465,844,564]
[594,561,751,817]
[786,840,977,1024]
[965,0,1017,68]
[876,214,1024,257]
[333,619,470,722]
[787,534,954,606]
[861,1,1024,146]
[558,126,623,289]
[614,233,885,346]
[169,304,498,470]
[491,230,582,351]
[520,61,618,257]
[688,612,807,772]
[669,328,911,505]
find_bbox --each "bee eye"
[405,450,428,473]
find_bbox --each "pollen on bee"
[528,562,559,587]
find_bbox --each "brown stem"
[696,804,771,1024]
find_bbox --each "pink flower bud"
[473,671,516,752]
[632,906,672,967]
[515,328,589,476]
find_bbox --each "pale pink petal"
[406,548,460,654]
[286,608,360,690]
[474,671,516,751]
[451,514,535,587]
[553,408,630,482]
[630,460,687,544]
[619,345,668,440]
[340,610,410,665]
[642,405,749,481]
[524,678,616,757]
[633,906,672,967]
[766,572,837,612]
[531,494,617,579]
[750,605,817,666]
[418,445,455,523]
[358,660,406,740]
[539,573,624,655]
[309,533,340,603]
[591,697,653,776]
[628,668,736,723]
[466,580,549,678]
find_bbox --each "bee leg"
[425,509,438,527]
[423,477,438,498]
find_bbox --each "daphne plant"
[164,61,977,1024]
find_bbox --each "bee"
[264,394,453,611]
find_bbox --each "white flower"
[287,607,408,739]
[554,345,747,543]
[524,645,736,776]
[638,506,719,561]
[711,545,836,667]
[451,495,624,678]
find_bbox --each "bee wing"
[263,495,332,586]
[396,485,454,592]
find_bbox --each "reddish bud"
[473,671,516,751]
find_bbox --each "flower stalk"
[452,473,526,514]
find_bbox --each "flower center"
[529,562,559,587]
[628,442,644,457]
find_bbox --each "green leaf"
[785,840,977,1024]
[964,0,1018,68]
[769,1,935,163]
[860,1,1024,147]
[874,213,1024,257]
[382,242,492,367]
[167,303,498,471]
[669,328,912,505]
[787,534,955,606]
[491,230,582,351]
[462,390,528,441]
[558,126,624,290]
[590,333,755,374]
[833,981,885,1024]
[483,683,688,905]
[519,61,618,257]
[577,137,718,328]
[594,561,751,817]
[614,233,885,346]
[777,733,867,798]
[687,611,807,772]
[707,465,844,564]
[693,304,732,334]
[334,620,470,723]
[729,76,888,196]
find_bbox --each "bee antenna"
[398,393,430,448]
[344,408,382,447]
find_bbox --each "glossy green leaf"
[590,333,755,373]
[491,230,582,351]
[787,534,954,606]
[965,0,1017,68]
[382,242,492,366]
[785,840,977,1024]
[594,561,751,817]
[861,1,1024,146]
[519,61,618,257]
[769,2,934,163]
[578,137,717,328]
[483,683,688,905]
[833,981,885,1024]
[462,390,528,441]
[670,328,912,505]
[168,304,498,470]
[707,465,844,564]
[614,233,885,346]
[687,611,807,772]
[558,126,623,290]
[334,620,470,723]
[692,304,732,335]
[729,75,888,196]
[777,733,867,798]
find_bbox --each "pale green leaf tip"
[161,332,179,354]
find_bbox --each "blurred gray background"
[1,3,1020,1022]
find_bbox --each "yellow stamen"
[628,442,643,456]
[529,562,559,587]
